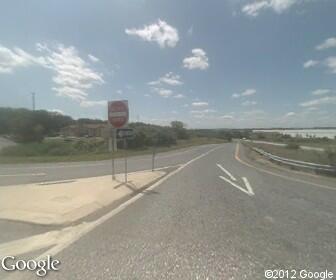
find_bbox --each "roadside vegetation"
[251,131,336,150]
[246,142,336,166]
[248,131,336,166]
[0,137,227,164]
[0,107,251,163]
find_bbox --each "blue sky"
[0,0,335,128]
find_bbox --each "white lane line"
[242,177,255,196]
[216,164,236,181]
[33,145,222,263]
[0,173,46,177]
[219,176,254,196]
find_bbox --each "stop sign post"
[108,100,129,182]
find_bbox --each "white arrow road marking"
[219,176,255,196]
[216,164,237,181]
[242,177,255,196]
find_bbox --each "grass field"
[0,137,226,164]
[251,137,336,150]
[246,142,336,165]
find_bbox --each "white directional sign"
[116,128,134,139]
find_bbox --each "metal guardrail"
[252,147,336,174]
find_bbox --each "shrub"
[326,148,336,166]
[286,143,300,150]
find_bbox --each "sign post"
[108,128,116,180]
[124,138,128,183]
[108,100,129,182]
[152,147,156,171]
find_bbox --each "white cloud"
[303,59,319,68]
[220,115,234,120]
[152,87,173,98]
[88,54,100,62]
[242,0,306,17]
[80,100,106,107]
[125,19,179,48]
[242,100,257,106]
[285,112,296,117]
[191,101,209,107]
[325,56,336,73]
[232,88,257,98]
[144,93,151,97]
[190,109,216,114]
[148,72,183,86]
[312,89,331,96]
[300,96,336,107]
[43,45,104,102]
[242,1,270,17]
[316,37,336,51]
[116,90,123,95]
[0,43,104,105]
[183,48,209,70]
[241,89,257,96]
[0,45,46,73]
[173,94,185,99]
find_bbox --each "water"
[253,129,336,139]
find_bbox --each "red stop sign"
[108,100,129,128]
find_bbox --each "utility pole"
[31,92,36,111]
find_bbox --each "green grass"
[0,137,226,164]
[247,142,336,165]
[252,137,336,150]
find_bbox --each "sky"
[0,0,335,129]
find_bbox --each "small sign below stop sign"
[108,100,129,128]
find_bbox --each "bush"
[326,148,336,166]
[286,143,300,150]
[0,139,107,157]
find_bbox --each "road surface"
[0,144,217,186]
[2,143,336,279]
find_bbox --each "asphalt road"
[3,143,336,279]
[0,144,217,186]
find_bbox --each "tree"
[0,107,73,142]
[170,121,189,139]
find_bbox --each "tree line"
[0,107,250,147]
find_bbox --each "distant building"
[61,124,107,138]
